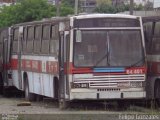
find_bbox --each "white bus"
[0,14,146,108]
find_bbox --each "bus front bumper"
[69,89,146,100]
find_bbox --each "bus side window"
[26,26,34,54]
[50,25,59,56]
[22,27,27,53]
[12,28,19,53]
[143,22,153,53]
[0,31,3,57]
[152,22,160,54]
[34,25,42,54]
[41,24,50,54]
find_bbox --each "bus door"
[3,29,9,86]
[59,30,70,100]
[18,26,23,89]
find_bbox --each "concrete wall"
[118,11,160,17]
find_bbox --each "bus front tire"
[24,79,36,101]
[0,73,3,95]
[154,80,160,108]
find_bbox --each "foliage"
[60,5,74,16]
[94,2,144,14]
[61,0,74,7]
[96,0,112,6]
[60,0,74,16]
[94,3,129,13]
[144,1,153,10]
[94,3,116,13]
[0,0,74,28]
[134,4,144,11]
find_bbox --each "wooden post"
[56,0,60,16]
[130,0,134,15]
[75,0,78,15]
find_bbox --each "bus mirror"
[76,30,82,42]
[144,30,148,43]
[59,22,65,31]
[19,26,23,34]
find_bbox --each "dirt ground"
[0,95,160,120]
[0,95,119,120]
[0,95,60,114]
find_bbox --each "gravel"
[0,96,160,120]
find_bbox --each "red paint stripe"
[69,63,92,74]
[126,67,147,74]
[69,62,147,75]
[46,61,58,74]
[10,58,59,74]
[10,59,18,70]
[148,61,160,75]
[2,63,10,70]
[32,60,42,72]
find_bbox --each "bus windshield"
[73,30,144,67]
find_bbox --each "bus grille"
[73,74,145,88]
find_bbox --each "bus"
[0,29,3,94]
[143,16,160,106]
[0,14,146,108]
[0,28,10,94]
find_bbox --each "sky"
[153,0,160,8]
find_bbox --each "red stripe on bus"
[10,58,59,74]
[3,63,10,70]
[69,63,92,74]
[11,59,18,70]
[21,59,32,71]
[148,61,160,75]
[126,67,147,74]
[69,62,146,75]
[46,61,58,74]
[31,60,42,72]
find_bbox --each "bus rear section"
[143,16,160,104]
[67,14,146,101]
[0,29,4,93]
[0,28,12,94]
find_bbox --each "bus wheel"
[0,73,3,95]
[54,77,59,99]
[154,80,160,108]
[117,100,130,110]
[24,78,36,101]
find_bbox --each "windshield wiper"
[127,58,145,68]
[93,53,108,67]
[94,32,110,68]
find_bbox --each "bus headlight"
[72,83,89,88]
[117,82,144,88]
[130,81,143,88]
[117,82,130,88]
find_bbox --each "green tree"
[94,2,129,13]
[60,0,74,16]
[134,4,144,11]
[61,0,74,7]
[0,0,74,28]
[96,0,112,5]
[94,2,145,14]
[94,3,116,13]
[144,1,153,10]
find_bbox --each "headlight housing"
[71,83,89,88]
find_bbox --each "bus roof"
[72,13,139,20]
[12,14,139,28]
[142,16,160,23]
[12,17,69,27]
